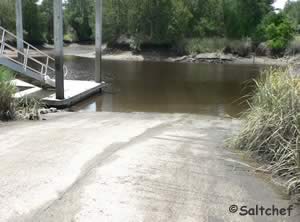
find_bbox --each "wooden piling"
[95,0,103,83]
[54,0,64,99]
[16,0,24,52]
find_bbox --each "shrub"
[255,13,296,54]
[177,38,253,57]
[224,38,253,57]
[229,67,300,201]
[255,42,271,56]
[178,38,227,55]
[64,33,75,43]
[0,66,16,120]
[285,35,300,56]
[266,21,294,51]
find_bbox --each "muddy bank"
[4,43,297,66]
[60,44,298,66]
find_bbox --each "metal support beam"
[95,0,103,83]
[16,0,24,52]
[54,0,64,99]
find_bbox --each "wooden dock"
[14,79,106,108]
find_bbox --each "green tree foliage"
[0,0,45,44]
[40,0,54,43]
[64,0,94,41]
[100,0,192,44]
[23,0,45,44]
[99,0,274,42]
[284,0,300,28]
[256,13,296,52]
[223,0,274,38]
[0,0,296,55]
[0,1,15,31]
[64,0,223,44]
[184,0,225,37]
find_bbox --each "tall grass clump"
[0,66,45,121]
[229,67,300,201]
[0,66,16,120]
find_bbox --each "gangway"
[0,26,67,88]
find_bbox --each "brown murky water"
[62,56,262,117]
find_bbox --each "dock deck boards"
[14,79,106,107]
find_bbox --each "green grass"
[228,67,300,201]
[0,66,16,120]
[0,66,43,121]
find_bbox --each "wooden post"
[95,0,103,83]
[54,0,64,99]
[16,0,24,52]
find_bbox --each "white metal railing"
[0,26,67,84]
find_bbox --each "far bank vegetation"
[0,0,300,57]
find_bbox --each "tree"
[40,0,54,43]
[102,0,193,45]
[256,12,296,52]
[23,0,45,44]
[64,0,94,41]
[0,1,15,31]
[184,0,225,37]
[0,0,291,51]
[223,0,274,38]
[284,0,300,26]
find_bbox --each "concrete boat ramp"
[14,79,105,107]
[0,112,299,222]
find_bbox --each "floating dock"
[14,79,106,108]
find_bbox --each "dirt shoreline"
[4,43,297,65]
[58,43,299,66]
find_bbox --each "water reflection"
[63,56,262,117]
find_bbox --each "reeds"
[0,66,16,120]
[0,66,43,121]
[229,67,300,200]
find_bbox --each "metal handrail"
[0,26,68,83]
[0,26,54,60]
